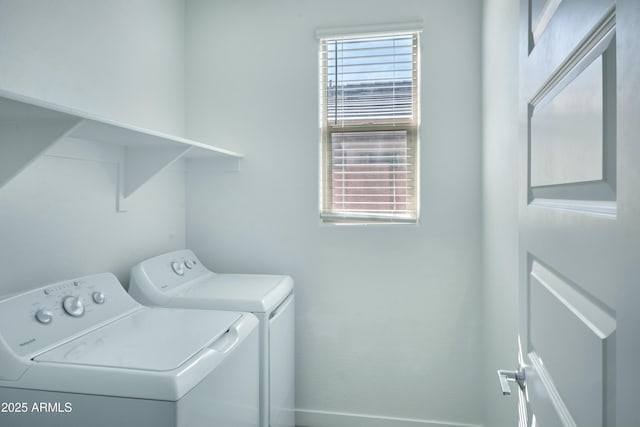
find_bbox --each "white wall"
[481,1,520,426]
[0,0,185,135]
[0,0,187,293]
[185,1,483,426]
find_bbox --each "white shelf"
[0,90,242,210]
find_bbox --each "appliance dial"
[184,259,194,269]
[92,291,106,304]
[62,295,85,317]
[171,261,185,276]
[35,309,54,324]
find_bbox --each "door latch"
[497,366,526,396]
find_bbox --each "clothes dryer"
[0,273,259,427]
[129,249,294,427]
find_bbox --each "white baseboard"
[295,409,483,427]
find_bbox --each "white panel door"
[513,0,640,426]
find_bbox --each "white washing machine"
[0,272,259,427]
[129,249,294,427]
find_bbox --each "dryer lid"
[34,307,241,372]
[180,274,293,313]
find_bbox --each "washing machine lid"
[34,307,241,371]
[179,274,293,313]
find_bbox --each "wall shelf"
[0,90,242,211]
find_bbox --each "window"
[320,31,420,224]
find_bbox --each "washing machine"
[0,272,259,427]
[129,249,294,427]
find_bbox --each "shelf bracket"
[0,117,82,190]
[117,146,192,212]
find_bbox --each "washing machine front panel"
[0,386,177,427]
[178,321,260,427]
[0,320,260,427]
[269,294,295,427]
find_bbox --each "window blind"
[320,32,419,223]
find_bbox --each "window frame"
[319,30,421,224]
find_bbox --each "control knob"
[62,295,85,317]
[35,309,54,325]
[171,261,185,276]
[184,259,195,269]
[92,291,106,304]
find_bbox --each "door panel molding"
[529,198,616,218]
[527,351,577,427]
[530,259,615,335]
[527,257,615,427]
[530,54,604,187]
[527,13,616,209]
[528,9,615,106]
[531,0,563,46]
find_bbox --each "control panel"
[136,250,209,294]
[170,256,199,277]
[0,273,140,358]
